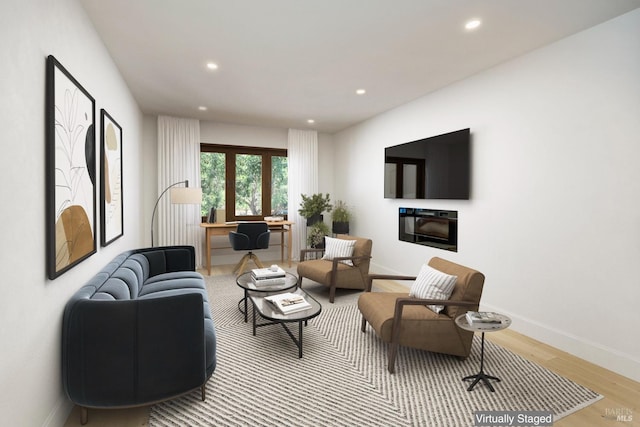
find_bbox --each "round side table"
[455,312,512,392]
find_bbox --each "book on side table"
[465,311,502,325]
[265,292,312,314]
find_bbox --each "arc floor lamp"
[151,180,202,247]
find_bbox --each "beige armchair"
[297,234,372,303]
[358,257,485,373]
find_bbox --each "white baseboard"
[481,302,640,383]
[369,261,640,383]
[42,395,72,427]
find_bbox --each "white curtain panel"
[157,116,203,267]
[287,128,318,260]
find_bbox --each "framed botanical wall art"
[100,109,123,246]
[46,55,96,279]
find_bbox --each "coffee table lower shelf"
[249,289,322,358]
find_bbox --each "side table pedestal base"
[463,371,501,392]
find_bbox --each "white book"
[251,266,286,280]
[465,311,501,325]
[251,276,286,287]
[265,292,312,314]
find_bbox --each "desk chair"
[229,222,270,274]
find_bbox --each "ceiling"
[79,0,640,134]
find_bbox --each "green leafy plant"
[298,193,332,219]
[331,200,351,223]
[306,221,330,248]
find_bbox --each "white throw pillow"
[409,264,458,313]
[322,236,356,266]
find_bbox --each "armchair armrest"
[365,274,417,292]
[385,297,478,373]
[330,255,372,286]
[391,297,478,339]
[331,254,371,267]
[229,231,250,250]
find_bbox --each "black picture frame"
[46,55,96,279]
[100,109,124,246]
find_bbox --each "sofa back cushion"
[136,247,195,278]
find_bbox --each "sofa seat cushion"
[145,271,204,285]
[139,276,206,296]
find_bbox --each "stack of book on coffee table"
[264,292,312,314]
[251,266,286,287]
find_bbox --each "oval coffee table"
[250,288,322,358]
[455,312,512,392]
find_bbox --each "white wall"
[0,0,145,425]
[333,10,640,382]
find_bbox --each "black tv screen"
[384,128,470,199]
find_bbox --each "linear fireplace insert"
[399,207,458,252]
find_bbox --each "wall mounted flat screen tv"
[384,128,470,199]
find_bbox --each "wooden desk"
[200,221,294,275]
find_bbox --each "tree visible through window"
[200,144,287,221]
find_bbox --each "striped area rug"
[149,273,602,427]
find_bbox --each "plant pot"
[306,214,323,226]
[311,239,325,249]
[332,221,349,234]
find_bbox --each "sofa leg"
[360,317,367,332]
[80,407,88,425]
[329,286,335,303]
[201,384,206,401]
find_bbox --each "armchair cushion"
[322,236,356,266]
[409,264,458,313]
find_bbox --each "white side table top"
[455,312,512,332]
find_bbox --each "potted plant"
[306,221,330,248]
[298,193,332,226]
[331,200,351,234]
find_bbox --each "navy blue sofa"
[62,246,216,424]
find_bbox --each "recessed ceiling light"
[206,62,218,70]
[465,19,481,30]
[198,106,207,111]
[307,119,315,124]
[356,89,366,95]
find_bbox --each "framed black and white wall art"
[46,55,96,279]
[100,109,123,246]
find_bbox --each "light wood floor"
[64,265,639,427]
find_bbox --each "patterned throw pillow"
[409,264,458,313]
[322,236,356,266]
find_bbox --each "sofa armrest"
[62,292,205,407]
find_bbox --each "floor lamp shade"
[170,187,203,204]
[151,180,202,246]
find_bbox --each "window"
[200,144,288,221]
